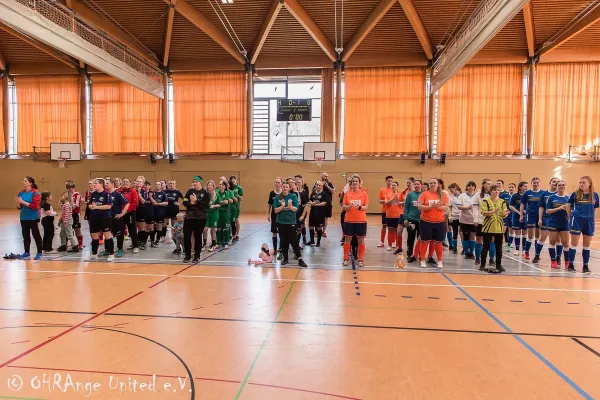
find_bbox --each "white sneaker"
[387,246,392,251]
[377,242,384,248]
[392,242,397,248]
[514,251,520,256]
[133,247,139,254]
[87,254,98,260]
[224,245,229,250]
[420,261,427,268]
[437,262,443,269]
[107,254,115,262]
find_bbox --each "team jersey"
[457,192,478,225]
[509,192,524,215]
[343,190,369,223]
[546,194,570,227]
[109,190,129,216]
[384,191,402,218]
[89,190,112,220]
[569,192,599,219]
[480,197,507,234]
[521,189,543,218]
[165,189,184,206]
[419,190,449,223]
[379,187,393,213]
[499,191,511,217]
[216,190,232,213]
[310,190,330,214]
[538,190,557,219]
[153,190,168,217]
[207,193,219,217]
[138,189,148,206]
[232,185,244,209]
[268,190,282,216]
[295,190,309,217]
[449,194,461,221]
[275,193,299,225]
[71,191,82,214]
[403,191,422,221]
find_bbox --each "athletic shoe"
[116,250,124,258]
[281,260,289,266]
[550,260,559,269]
[150,242,158,248]
[127,245,135,250]
[437,262,443,269]
[209,245,217,252]
[99,250,109,257]
[377,242,385,248]
[556,257,562,265]
[465,254,475,260]
[78,245,83,250]
[567,263,576,272]
[387,246,392,251]
[315,243,321,247]
[420,261,427,268]
[358,260,365,268]
[442,242,448,248]
[298,259,307,268]
[88,254,98,260]
[532,255,540,264]
[392,242,397,248]
[583,266,591,274]
[192,256,200,263]
[133,247,140,254]
[496,266,505,273]
[564,260,569,269]
[34,253,42,260]
[160,236,167,243]
[524,252,530,260]
[172,249,182,255]
[322,232,327,237]
[56,245,67,252]
[513,251,520,256]
[427,258,437,265]
[107,255,115,262]
[183,257,191,263]
[343,259,349,266]
[449,246,455,251]
[407,256,417,263]
[124,235,130,241]
[18,252,31,259]
[68,246,79,253]
[276,251,283,260]
[506,245,512,253]
[393,248,403,255]
[224,245,229,250]
[452,249,458,255]
[47,250,59,254]
[474,258,481,266]
[489,260,496,267]
[140,244,146,250]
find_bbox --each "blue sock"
[556,244,563,258]
[507,235,514,246]
[452,239,457,249]
[475,243,482,259]
[515,236,521,250]
[548,247,556,260]
[525,239,532,253]
[568,247,577,264]
[563,250,569,262]
[535,241,543,256]
[446,232,453,245]
[490,242,496,262]
[583,247,590,265]
[469,240,476,255]
[462,240,469,254]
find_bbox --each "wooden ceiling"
[1,0,599,74]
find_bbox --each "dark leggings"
[406,220,420,256]
[184,218,207,258]
[482,233,504,267]
[42,219,54,251]
[277,223,302,261]
[21,220,43,254]
[124,211,139,248]
[451,219,460,242]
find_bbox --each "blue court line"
[350,257,360,296]
[441,272,592,400]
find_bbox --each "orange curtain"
[534,63,600,156]
[15,75,80,153]
[172,72,247,154]
[320,68,334,142]
[91,75,162,153]
[343,67,426,155]
[437,64,524,155]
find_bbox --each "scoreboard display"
[277,99,312,122]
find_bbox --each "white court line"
[5,268,600,292]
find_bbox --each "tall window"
[252,79,322,156]
[8,78,17,155]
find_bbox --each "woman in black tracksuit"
[182,176,210,263]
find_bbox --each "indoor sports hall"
[1,0,600,398]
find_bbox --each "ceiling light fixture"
[221,0,233,4]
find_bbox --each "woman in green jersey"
[204,180,220,251]
[216,180,233,249]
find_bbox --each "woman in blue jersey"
[16,176,43,260]
[504,183,516,252]
[151,181,168,247]
[545,180,570,270]
[509,181,528,256]
[88,178,114,261]
[520,177,542,260]
[568,176,599,273]
[533,177,560,264]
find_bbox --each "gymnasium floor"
[1,212,600,399]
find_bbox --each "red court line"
[173,265,194,276]
[8,365,241,384]
[248,382,361,400]
[0,291,144,369]
[11,340,30,345]
[148,277,170,288]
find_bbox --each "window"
[8,78,17,155]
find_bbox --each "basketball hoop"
[58,158,67,168]
[316,157,323,168]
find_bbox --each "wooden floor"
[1,211,600,399]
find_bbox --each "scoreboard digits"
[277,99,312,122]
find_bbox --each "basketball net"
[58,158,67,168]
[316,157,323,168]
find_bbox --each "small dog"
[394,254,406,269]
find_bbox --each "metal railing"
[567,145,600,162]
[13,0,162,84]
[280,145,303,161]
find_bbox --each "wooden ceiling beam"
[165,0,246,64]
[537,2,600,57]
[345,52,429,67]
[0,23,78,68]
[468,49,528,64]
[523,1,535,57]
[59,0,159,66]
[168,58,245,72]
[163,0,177,66]
[9,62,79,75]
[283,0,337,62]
[341,0,397,62]
[398,0,434,60]
[251,0,283,64]
[540,47,600,63]
[0,51,6,71]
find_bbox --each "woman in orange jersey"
[384,182,402,251]
[377,176,394,248]
[342,174,369,267]
[417,178,450,269]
